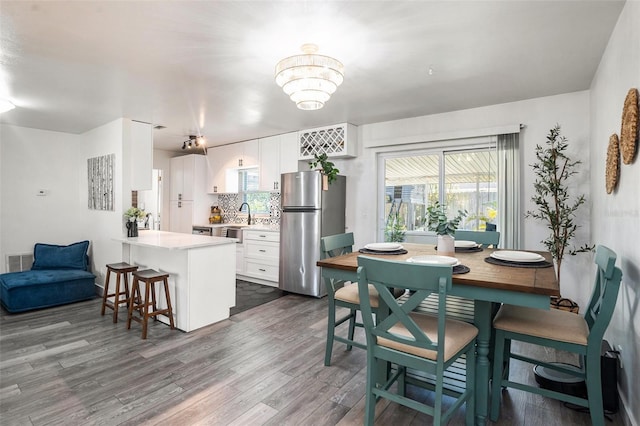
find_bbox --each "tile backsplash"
[217,192,281,226]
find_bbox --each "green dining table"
[316,243,560,426]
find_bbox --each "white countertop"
[116,230,237,250]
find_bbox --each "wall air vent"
[298,123,357,160]
[6,253,33,273]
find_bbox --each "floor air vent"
[6,254,33,273]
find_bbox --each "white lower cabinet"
[238,230,279,287]
[236,245,244,274]
[245,259,278,282]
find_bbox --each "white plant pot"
[437,234,455,254]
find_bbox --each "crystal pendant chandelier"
[275,44,344,110]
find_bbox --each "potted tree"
[526,124,593,309]
[426,201,467,253]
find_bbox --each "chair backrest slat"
[357,256,453,359]
[454,230,500,248]
[320,233,354,259]
[320,233,355,293]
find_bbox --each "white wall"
[339,90,592,305]
[0,119,148,284]
[0,121,170,286]
[77,118,129,286]
[590,2,640,424]
[0,124,84,272]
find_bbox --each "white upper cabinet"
[259,132,299,191]
[240,139,259,168]
[208,135,301,194]
[170,154,206,201]
[207,144,235,193]
[259,135,280,191]
[207,139,260,193]
[130,120,153,191]
[279,132,300,174]
[226,139,259,169]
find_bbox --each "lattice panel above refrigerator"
[298,123,357,160]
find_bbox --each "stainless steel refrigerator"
[279,170,346,297]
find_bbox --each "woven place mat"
[434,246,483,253]
[484,257,553,268]
[456,246,483,253]
[453,265,470,274]
[358,248,408,255]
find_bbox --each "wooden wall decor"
[620,88,638,164]
[605,134,620,194]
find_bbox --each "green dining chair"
[357,256,478,426]
[454,229,500,248]
[321,233,403,366]
[490,245,622,426]
[321,232,361,366]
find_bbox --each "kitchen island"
[115,230,236,332]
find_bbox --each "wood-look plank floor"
[0,296,624,425]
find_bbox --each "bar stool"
[101,262,138,323]
[127,269,175,339]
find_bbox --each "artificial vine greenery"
[425,201,467,237]
[526,124,593,289]
[308,153,339,184]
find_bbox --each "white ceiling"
[0,1,625,153]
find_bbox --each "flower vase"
[126,219,139,237]
[437,234,455,254]
[322,174,329,191]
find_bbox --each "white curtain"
[497,133,521,249]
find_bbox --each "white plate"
[364,242,404,251]
[406,255,460,266]
[455,240,478,248]
[490,250,545,263]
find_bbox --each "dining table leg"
[474,300,492,426]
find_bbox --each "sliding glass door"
[380,145,497,242]
[444,150,497,231]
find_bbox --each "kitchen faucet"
[239,202,252,225]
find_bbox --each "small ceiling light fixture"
[0,99,16,114]
[181,135,207,154]
[275,43,344,111]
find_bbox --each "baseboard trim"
[236,274,278,288]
